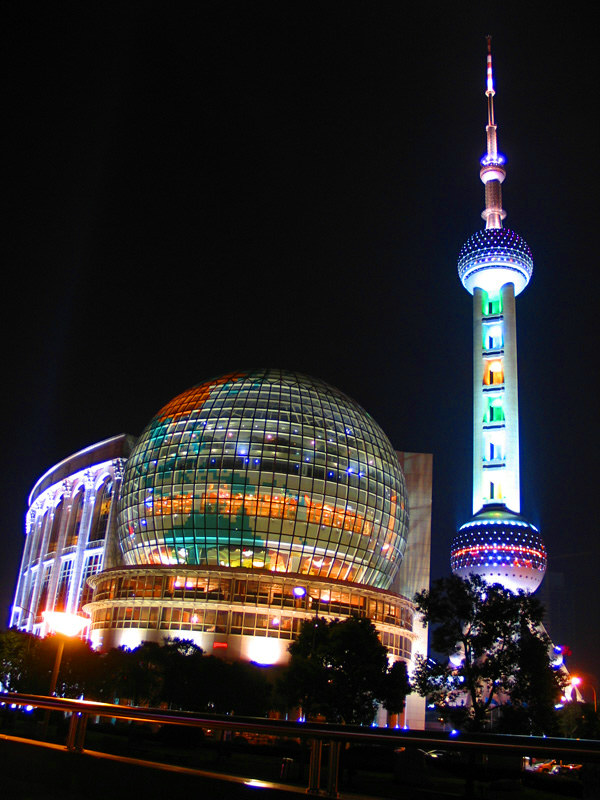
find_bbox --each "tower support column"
[501,282,520,512]
[472,288,485,513]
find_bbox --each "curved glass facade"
[118,370,408,589]
[87,566,416,661]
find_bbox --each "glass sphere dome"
[451,504,546,593]
[117,369,408,589]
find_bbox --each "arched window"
[36,566,52,621]
[65,489,84,548]
[89,480,113,543]
[54,560,73,612]
[79,553,103,610]
[33,511,49,561]
[46,500,64,554]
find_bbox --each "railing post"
[65,711,88,752]
[66,712,79,751]
[325,739,341,798]
[75,712,88,751]
[307,738,322,794]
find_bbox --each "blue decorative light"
[480,152,506,166]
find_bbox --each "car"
[529,759,556,773]
[425,749,460,761]
[549,763,582,776]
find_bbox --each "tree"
[0,629,102,698]
[98,641,166,706]
[558,702,600,739]
[278,615,405,724]
[500,624,563,734]
[0,629,36,692]
[413,575,564,732]
[382,659,411,718]
[160,638,205,709]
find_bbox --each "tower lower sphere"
[451,504,547,593]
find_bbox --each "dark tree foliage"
[95,639,271,715]
[558,702,600,739]
[0,629,100,697]
[278,615,409,724]
[0,629,37,692]
[382,659,411,716]
[160,638,206,709]
[413,575,564,732]
[498,625,563,735]
[0,631,271,716]
[99,641,166,706]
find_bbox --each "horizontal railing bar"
[2,692,599,762]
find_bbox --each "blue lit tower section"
[451,39,547,593]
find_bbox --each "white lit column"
[472,288,485,513]
[501,281,520,512]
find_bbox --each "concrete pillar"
[68,470,98,613]
[501,282,520,512]
[29,503,55,623]
[10,509,38,627]
[46,481,73,612]
[472,288,485,514]
[103,459,125,569]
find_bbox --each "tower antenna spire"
[486,35,495,124]
[480,35,506,229]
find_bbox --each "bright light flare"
[42,611,90,637]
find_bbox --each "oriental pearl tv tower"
[450,38,547,594]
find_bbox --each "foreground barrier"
[1,692,599,798]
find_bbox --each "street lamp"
[41,611,90,736]
[570,676,597,713]
[42,611,90,696]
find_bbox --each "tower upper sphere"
[458,228,533,296]
[457,36,534,297]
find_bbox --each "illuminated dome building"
[7,369,427,728]
[83,370,415,661]
[117,369,408,588]
[11,372,432,727]
[450,40,546,593]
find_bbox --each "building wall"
[395,452,432,730]
[86,565,417,662]
[10,435,134,635]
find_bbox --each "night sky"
[5,4,598,692]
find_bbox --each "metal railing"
[2,692,599,797]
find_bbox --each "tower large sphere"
[451,504,546,593]
[117,369,408,589]
[458,228,533,296]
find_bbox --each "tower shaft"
[472,282,520,513]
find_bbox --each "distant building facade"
[10,435,134,632]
